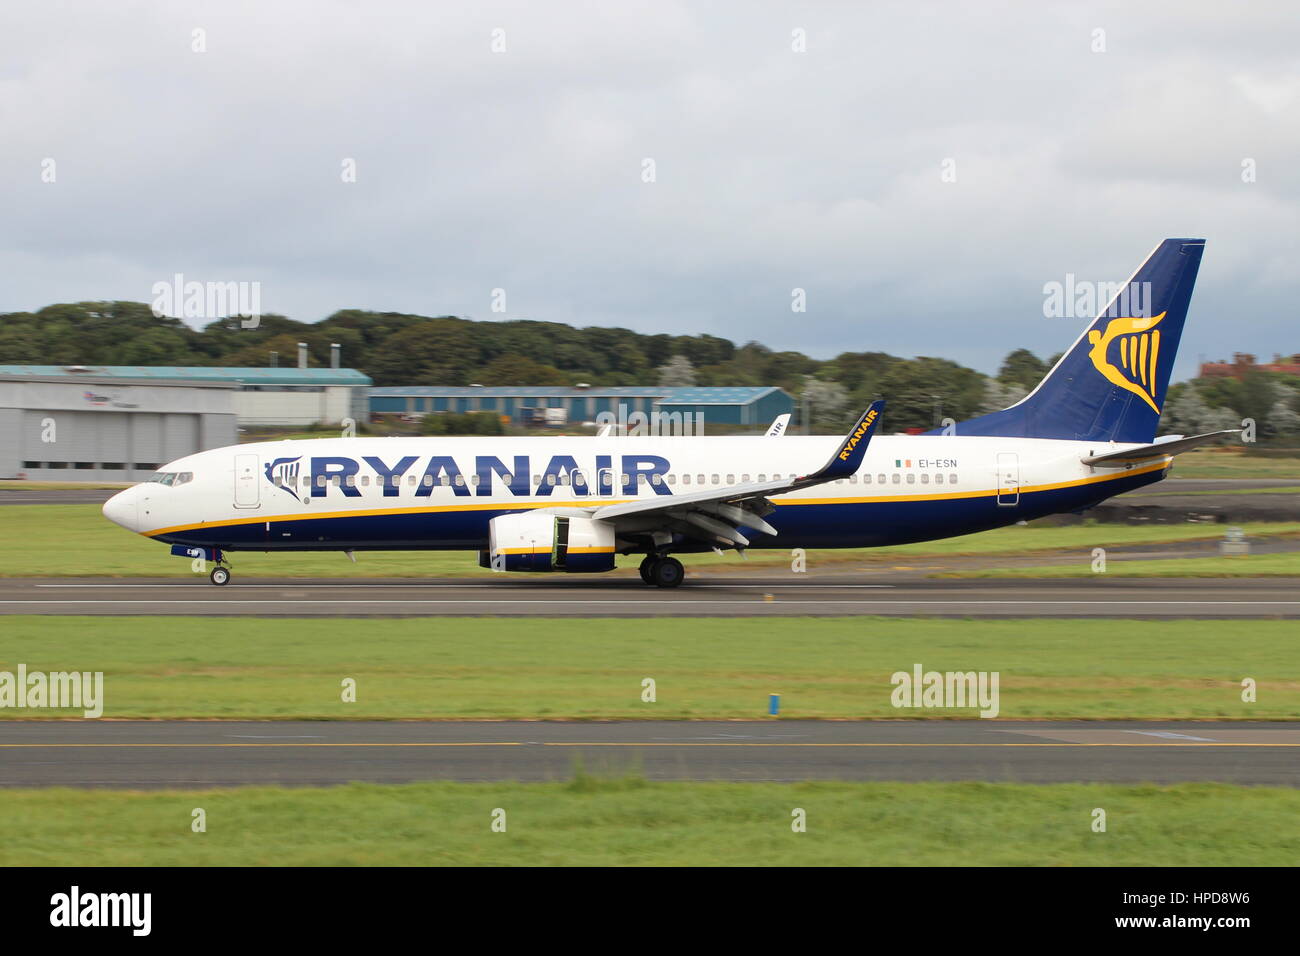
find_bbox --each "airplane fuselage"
[105,434,1169,554]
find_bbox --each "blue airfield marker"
[769,694,780,717]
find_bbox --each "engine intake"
[483,512,616,573]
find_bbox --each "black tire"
[210,566,230,586]
[638,556,657,585]
[651,556,684,588]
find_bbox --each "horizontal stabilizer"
[1081,429,1240,466]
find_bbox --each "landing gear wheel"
[651,556,684,588]
[210,566,230,587]
[638,555,657,585]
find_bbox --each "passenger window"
[471,474,481,487]
[949,473,958,484]
[423,475,433,487]
[454,475,465,487]
[651,474,662,486]
[863,474,872,484]
[574,473,586,487]
[891,474,900,485]
[360,475,370,487]
[439,475,449,486]
[667,475,676,485]
[502,473,513,485]
[741,474,750,482]
[920,474,929,484]
[726,474,735,484]
[408,474,417,486]
[330,476,340,487]
[878,474,886,484]
[345,475,356,488]
[547,474,556,486]
[757,474,766,482]
[560,474,570,486]
[683,474,691,485]
[935,474,944,484]
[711,475,719,485]
[699,475,706,484]
[620,473,630,485]
[906,474,915,484]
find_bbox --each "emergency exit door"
[996,453,1020,506]
[234,454,261,508]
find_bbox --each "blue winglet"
[811,400,885,481]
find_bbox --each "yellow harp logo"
[1086,311,1167,414]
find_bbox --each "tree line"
[1,301,1296,436]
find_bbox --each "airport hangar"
[368,385,796,427]
[0,365,371,481]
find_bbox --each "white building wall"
[231,386,357,427]
[0,378,237,480]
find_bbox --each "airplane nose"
[102,488,138,532]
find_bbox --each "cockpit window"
[148,471,193,487]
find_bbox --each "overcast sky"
[2,1,1296,378]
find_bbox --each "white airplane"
[104,239,1233,588]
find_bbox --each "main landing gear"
[638,554,685,588]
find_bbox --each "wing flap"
[588,401,885,547]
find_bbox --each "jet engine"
[482,512,616,573]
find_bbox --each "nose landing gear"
[209,563,231,586]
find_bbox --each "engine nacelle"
[483,512,616,573]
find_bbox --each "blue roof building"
[369,385,794,428]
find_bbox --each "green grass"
[1171,450,1300,479]
[2,616,1294,720]
[4,504,1299,578]
[948,551,1300,578]
[0,779,1293,866]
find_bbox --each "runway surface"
[0,720,1294,788]
[3,575,1299,617]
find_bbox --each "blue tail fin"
[943,239,1205,443]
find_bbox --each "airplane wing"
[587,402,884,548]
[1081,429,1240,466]
[764,413,792,437]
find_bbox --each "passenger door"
[234,453,261,509]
